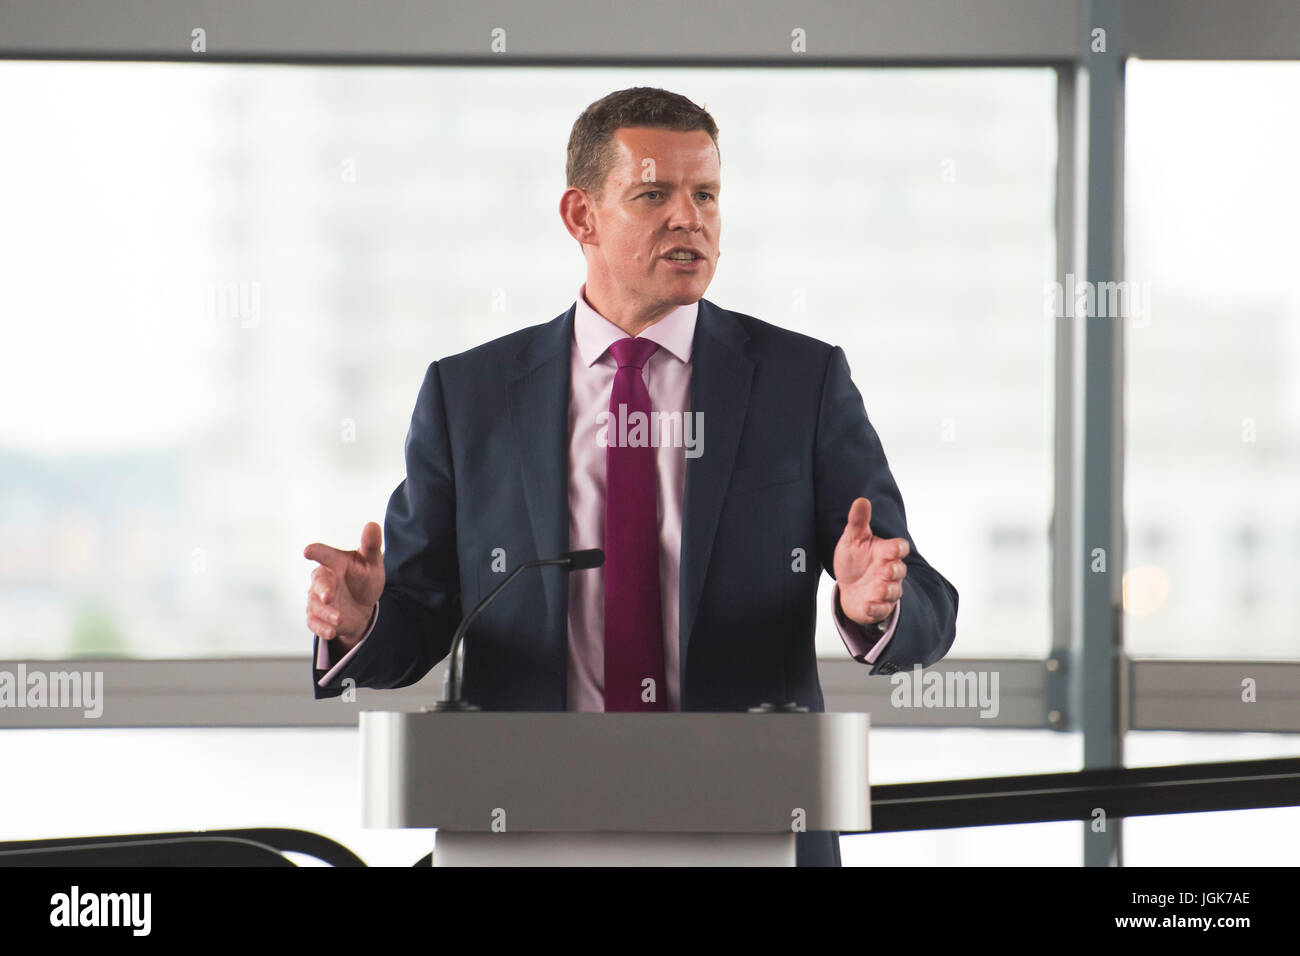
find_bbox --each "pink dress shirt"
[317,284,899,706]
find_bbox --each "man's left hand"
[833,497,909,626]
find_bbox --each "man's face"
[567,126,721,324]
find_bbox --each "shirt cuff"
[315,604,379,687]
[831,582,900,664]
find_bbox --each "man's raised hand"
[303,521,385,650]
[833,497,909,627]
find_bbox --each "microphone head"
[563,548,604,570]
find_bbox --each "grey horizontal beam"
[0,656,1044,728]
[1121,0,1300,60]
[1129,660,1300,733]
[819,658,1045,727]
[0,0,1082,62]
[6,657,1300,731]
[0,657,445,728]
[7,1,1300,65]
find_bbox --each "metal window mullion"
[1076,0,1125,868]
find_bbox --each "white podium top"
[361,711,869,832]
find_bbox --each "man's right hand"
[304,521,385,651]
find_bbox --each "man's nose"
[667,194,704,229]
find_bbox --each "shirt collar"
[573,282,698,368]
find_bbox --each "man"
[304,87,958,867]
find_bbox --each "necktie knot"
[609,336,660,371]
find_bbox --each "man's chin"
[660,276,711,304]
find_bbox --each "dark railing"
[0,827,366,867]
[3,757,1296,864]
[0,837,293,866]
[855,756,1300,834]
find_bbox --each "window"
[0,63,1055,660]
[1124,61,1300,660]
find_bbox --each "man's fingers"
[358,521,383,564]
[871,538,909,564]
[853,559,905,611]
[873,537,908,559]
[866,577,903,602]
[307,592,341,625]
[307,613,336,641]
[304,541,349,568]
[311,564,338,603]
[876,562,906,593]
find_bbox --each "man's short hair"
[566,87,720,203]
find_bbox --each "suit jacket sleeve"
[312,360,463,699]
[814,345,958,675]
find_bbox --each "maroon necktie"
[603,336,667,711]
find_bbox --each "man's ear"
[560,186,598,245]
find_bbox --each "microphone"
[563,548,604,571]
[430,549,604,711]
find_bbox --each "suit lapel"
[506,306,574,653]
[679,299,754,683]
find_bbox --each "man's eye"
[640,190,715,202]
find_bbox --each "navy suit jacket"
[313,297,959,866]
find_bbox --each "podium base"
[433,832,796,866]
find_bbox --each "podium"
[361,711,870,866]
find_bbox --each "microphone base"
[426,699,481,712]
